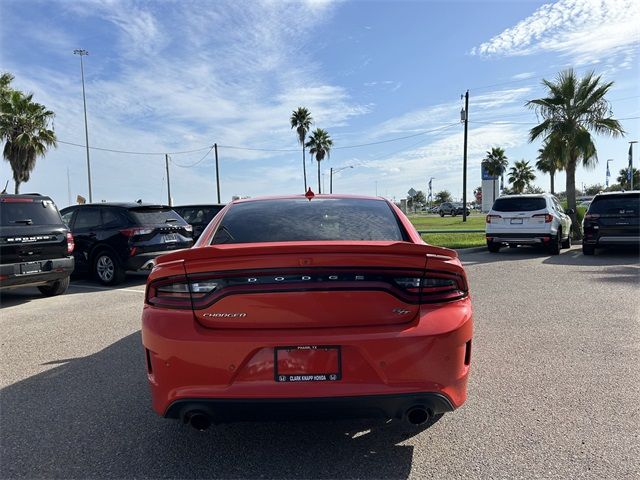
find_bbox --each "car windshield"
[0,198,62,226]
[588,194,639,216]
[492,197,546,212]
[211,198,405,244]
[129,207,186,225]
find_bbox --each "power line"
[170,145,215,168]
[57,140,213,156]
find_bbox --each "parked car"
[142,194,473,430]
[438,202,470,217]
[485,194,573,254]
[60,203,193,285]
[582,191,639,255]
[172,204,225,241]
[0,194,74,296]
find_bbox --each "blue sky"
[1,0,639,207]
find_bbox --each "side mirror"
[566,208,575,215]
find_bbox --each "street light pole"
[461,90,469,222]
[74,49,92,203]
[329,165,353,193]
[606,159,613,188]
[629,141,637,190]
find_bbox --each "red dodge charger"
[142,194,473,430]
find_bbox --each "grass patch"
[407,214,486,249]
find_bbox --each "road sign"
[408,188,417,197]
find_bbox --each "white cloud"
[471,0,640,66]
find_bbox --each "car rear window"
[129,207,186,225]
[492,197,546,212]
[174,206,224,224]
[0,198,62,226]
[211,198,405,244]
[588,193,639,215]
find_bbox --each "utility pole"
[214,143,221,203]
[73,49,92,203]
[165,154,172,206]
[461,90,469,222]
[629,141,637,190]
[330,167,333,194]
[67,167,71,206]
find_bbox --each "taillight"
[120,227,154,237]
[66,232,74,253]
[486,214,501,223]
[146,276,218,308]
[395,272,467,304]
[532,213,553,223]
[185,225,193,233]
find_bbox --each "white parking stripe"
[69,284,145,294]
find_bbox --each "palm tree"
[527,69,624,237]
[305,128,333,194]
[616,167,639,190]
[535,138,565,194]
[508,160,536,194]
[482,147,508,204]
[290,107,313,192]
[0,72,14,101]
[0,89,57,193]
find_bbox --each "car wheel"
[439,212,444,217]
[93,251,125,285]
[549,229,561,255]
[487,241,501,253]
[561,228,572,249]
[582,244,595,256]
[452,211,457,217]
[37,276,70,296]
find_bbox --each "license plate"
[275,346,342,382]
[20,262,41,274]
[510,218,523,224]
[162,233,178,243]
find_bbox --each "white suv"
[485,194,573,255]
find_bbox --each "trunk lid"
[176,241,450,329]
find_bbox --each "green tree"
[584,184,605,196]
[305,128,333,194]
[0,84,57,194]
[434,190,452,204]
[527,69,624,238]
[290,107,313,192]
[535,138,564,194]
[482,147,508,204]
[408,190,426,210]
[0,72,14,102]
[508,160,536,194]
[616,167,639,190]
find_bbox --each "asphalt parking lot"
[1,246,639,479]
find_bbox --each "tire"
[37,276,70,296]
[452,211,457,217]
[487,241,501,253]
[548,229,561,255]
[439,212,444,217]
[93,251,126,286]
[582,244,595,256]
[561,228,572,249]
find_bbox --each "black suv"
[438,202,470,217]
[172,204,225,241]
[60,203,193,285]
[0,194,74,296]
[582,191,639,255]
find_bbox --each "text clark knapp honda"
[142,194,473,430]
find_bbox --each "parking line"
[69,284,145,294]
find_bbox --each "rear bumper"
[126,249,190,271]
[142,299,473,419]
[165,393,454,423]
[0,256,74,289]
[486,233,552,244]
[583,235,640,246]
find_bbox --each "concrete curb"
[454,246,486,253]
